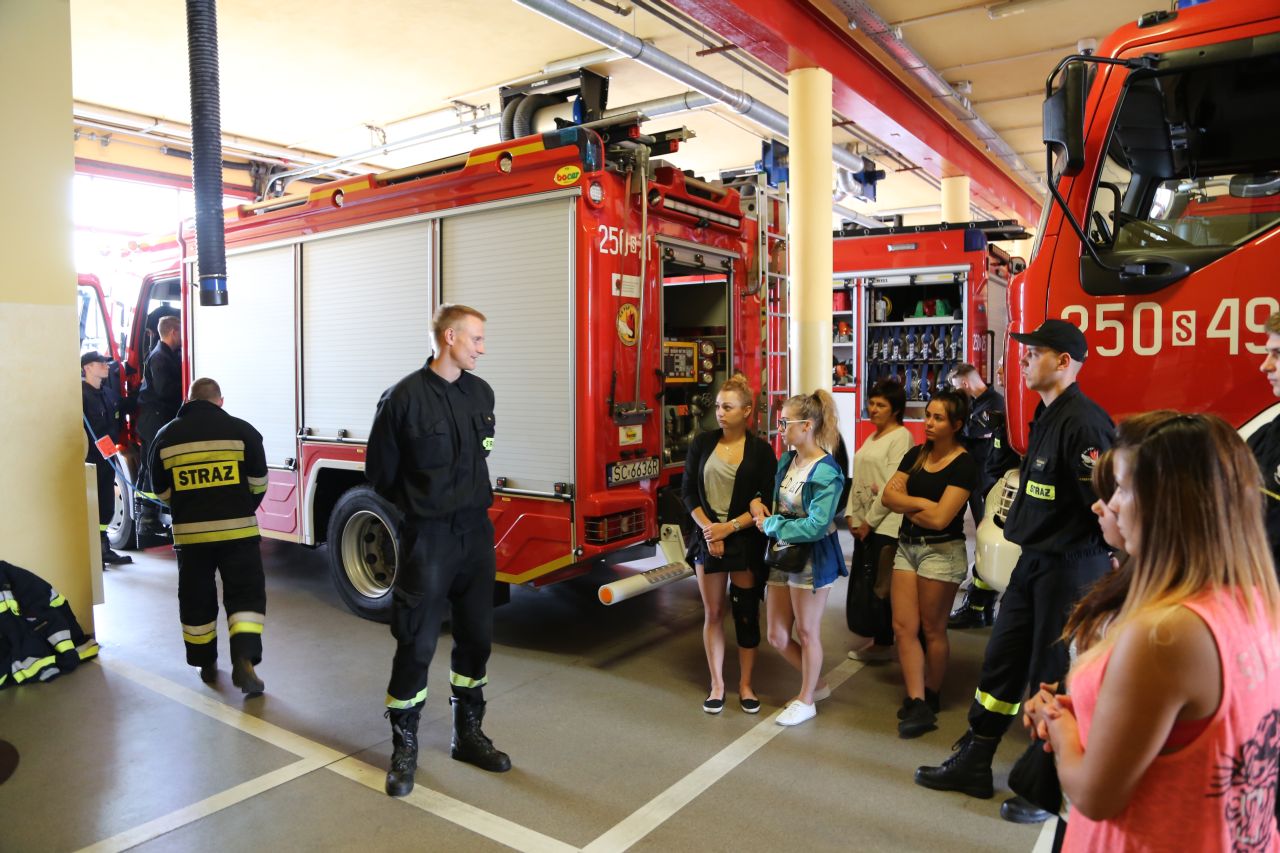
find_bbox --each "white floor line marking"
[74,757,327,853]
[582,657,866,853]
[1031,815,1059,853]
[328,757,580,853]
[99,657,581,853]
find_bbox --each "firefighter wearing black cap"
[81,350,132,567]
[947,363,1019,628]
[915,319,1114,825]
[1252,310,1280,572]
[366,303,509,799]
[149,377,269,695]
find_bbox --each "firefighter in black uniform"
[915,320,1114,825]
[135,314,183,540]
[367,304,509,799]
[149,377,269,695]
[1252,311,1280,572]
[81,351,132,567]
[947,363,1019,628]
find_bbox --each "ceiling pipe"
[832,0,1045,192]
[513,0,877,179]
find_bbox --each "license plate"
[606,456,660,486]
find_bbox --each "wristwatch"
[731,518,742,532]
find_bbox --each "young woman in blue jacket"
[756,390,847,727]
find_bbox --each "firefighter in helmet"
[366,303,509,798]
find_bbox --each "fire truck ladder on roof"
[756,175,791,448]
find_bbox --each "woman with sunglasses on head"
[682,374,778,715]
[756,390,846,727]
[1029,412,1280,852]
[881,389,978,738]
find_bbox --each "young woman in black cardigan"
[682,374,778,714]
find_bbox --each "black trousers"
[968,547,1110,739]
[386,517,496,711]
[176,539,266,667]
[135,407,166,496]
[94,459,115,528]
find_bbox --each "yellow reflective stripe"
[78,641,100,660]
[0,673,6,687]
[972,577,994,592]
[15,655,56,681]
[386,686,429,709]
[1025,480,1055,501]
[163,450,245,470]
[156,488,173,501]
[136,490,160,500]
[54,639,74,653]
[99,523,109,532]
[247,475,268,487]
[183,631,217,645]
[449,671,488,689]
[159,439,244,461]
[249,483,268,495]
[229,622,264,636]
[49,593,66,607]
[974,688,1020,716]
[173,526,260,545]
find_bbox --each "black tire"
[108,467,136,550]
[326,486,401,622]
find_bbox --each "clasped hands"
[1021,681,1079,752]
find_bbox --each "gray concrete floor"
[0,532,1052,852]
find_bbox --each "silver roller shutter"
[440,196,576,495]
[301,220,434,441]
[190,246,297,467]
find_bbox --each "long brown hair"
[909,389,969,474]
[784,389,840,453]
[1063,447,1125,651]
[1070,410,1280,666]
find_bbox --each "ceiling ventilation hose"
[500,95,524,142]
[186,0,228,306]
[513,93,564,140]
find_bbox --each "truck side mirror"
[1044,60,1086,178]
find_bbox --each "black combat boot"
[450,697,511,773]
[384,708,421,797]
[101,533,132,567]
[1000,795,1052,823]
[914,730,998,799]
[231,658,265,696]
[948,585,996,629]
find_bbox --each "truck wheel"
[108,469,136,550]
[327,486,401,622]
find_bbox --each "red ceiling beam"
[667,0,1043,225]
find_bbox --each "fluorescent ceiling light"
[987,0,1062,20]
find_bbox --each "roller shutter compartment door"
[440,197,575,495]
[190,247,296,467]
[301,220,434,441]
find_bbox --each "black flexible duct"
[499,95,524,142]
[513,93,563,139]
[186,0,228,306]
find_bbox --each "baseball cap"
[81,351,111,367]
[1010,319,1087,362]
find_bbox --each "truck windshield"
[1086,47,1280,254]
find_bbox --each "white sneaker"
[776,700,817,726]
[848,644,895,663]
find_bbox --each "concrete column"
[941,175,971,224]
[0,2,95,631]
[787,67,834,396]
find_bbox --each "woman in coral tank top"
[1030,411,1280,852]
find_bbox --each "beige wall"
[0,1,95,630]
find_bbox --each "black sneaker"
[898,689,941,719]
[898,698,937,739]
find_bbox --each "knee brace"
[729,585,761,649]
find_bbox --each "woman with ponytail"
[756,389,846,727]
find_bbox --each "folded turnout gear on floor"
[0,560,100,688]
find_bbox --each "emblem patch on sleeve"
[1080,447,1100,470]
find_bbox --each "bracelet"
[731,518,742,532]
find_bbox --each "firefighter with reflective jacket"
[366,304,508,799]
[947,363,1019,628]
[916,320,1114,825]
[149,377,269,695]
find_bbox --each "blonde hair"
[1071,411,1280,669]
[718,373,754,411]
[432,304,486,347]
[783,389,839,452]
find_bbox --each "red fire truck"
[975,1,1280,592]
[1007,0,1280,444]
[107,121,779,620]
[829,222,1025,450]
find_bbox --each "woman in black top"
[682,374,777,715]
[882,389,977,738]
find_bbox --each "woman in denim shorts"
[882,390,977,738]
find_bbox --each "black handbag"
[1007,738,1063,815]
[763,537,811,573]
[846,537,891,637]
